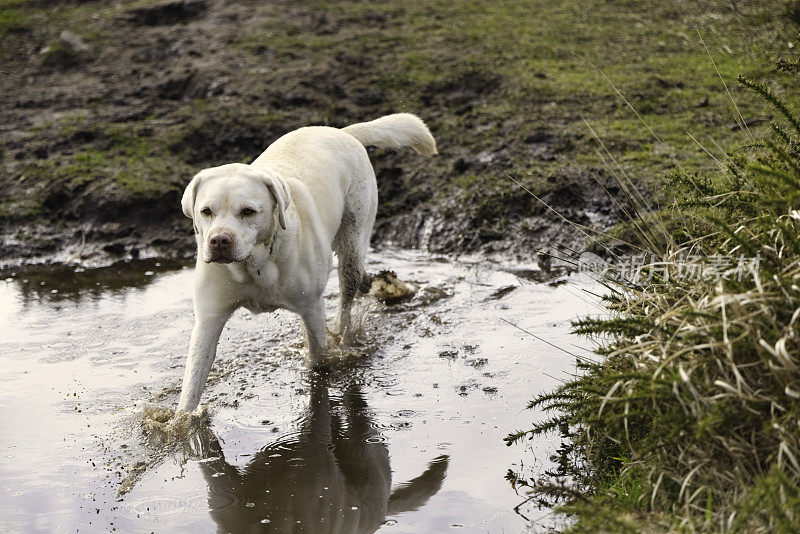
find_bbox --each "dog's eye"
[240,207,257,217]
[201,207,212,216]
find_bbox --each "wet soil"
[0,248,598,533]
[0,0,619,269]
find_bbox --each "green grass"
[0,6,27,38]
[0,196,42,220]
[17,114,193,208]
[0,0,131,45]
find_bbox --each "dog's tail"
[342,113,437,155]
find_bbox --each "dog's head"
[181,163,290,264]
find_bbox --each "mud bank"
[0,189,612,271]
[0,0,652,268]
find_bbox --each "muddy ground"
[0,0,794,269]
[0,0,607,268]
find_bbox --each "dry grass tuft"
[507,66,800,531]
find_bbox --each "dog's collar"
[268,229,278,255]
[253,230,279,277]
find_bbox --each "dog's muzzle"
[207,232,236,263]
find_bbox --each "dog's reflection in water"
[193,376,449,533]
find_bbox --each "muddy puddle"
[0,249,600,533]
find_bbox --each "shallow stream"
[0,249,599,533]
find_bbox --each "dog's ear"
[181,172,204,219]
[254,167,290,230]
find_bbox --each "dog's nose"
[209,233,232,252]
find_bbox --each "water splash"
[117,403,212,496]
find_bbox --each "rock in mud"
[156,69,201,100]
[39,31,91,68]
[368,270,415,304]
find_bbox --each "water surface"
[0,249,598,533]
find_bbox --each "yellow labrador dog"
[177,114,437,412]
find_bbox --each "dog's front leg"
[301,297,327,364]
[177,312,231,412]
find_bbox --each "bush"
[508,65,800,531]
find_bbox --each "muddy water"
[0,249,599,533]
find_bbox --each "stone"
[40,30,91,68]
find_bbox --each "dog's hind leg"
[334,154,377,341]
[334,223,368,340]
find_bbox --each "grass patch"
[22,115,194,204]
[0,196,42,220]
[234,0,800,233]
[0,6,27,38]
[508,66,800,531]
